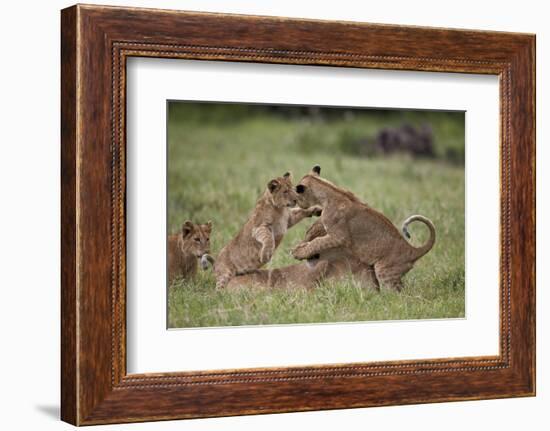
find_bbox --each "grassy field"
[167,104,465,328]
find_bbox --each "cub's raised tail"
[402,215,436,260]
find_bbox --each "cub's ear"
[268,179,280,193]
[283,171,292,180]
[311,165,321,176]
[296,184,306,194]
[204,221,212,232]
[182,220,194,237]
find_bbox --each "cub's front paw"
[307,206,323,217]
[291,243,310,260]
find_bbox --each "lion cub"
[167,220,212,285]
[226,259,330,290]
[292,165,435,291]
[214,172,321,289]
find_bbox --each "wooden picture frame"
[61,4,535,425]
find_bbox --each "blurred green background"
[167,102,465,328]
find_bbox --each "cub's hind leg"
[358,266,380,291]
[374,261,413,292]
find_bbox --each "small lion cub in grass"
[214,172,321,289]
[167,220,212,285]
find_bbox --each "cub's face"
[296,165,323,209]
[180,220,212,258]
[267,172,298,208]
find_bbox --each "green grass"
[167,105,465,328]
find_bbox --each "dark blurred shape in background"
[377,124,434,157]
[342,123,435,159]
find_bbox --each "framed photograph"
[61,4,535,425]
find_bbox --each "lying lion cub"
[292,165,435,291]
[226,259,329,290]
[226,220,378,290]
[167,220,212,285]
[214,172,321,289]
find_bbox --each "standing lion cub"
[167,220,212,285]
[214,172,321,289]
[292,165,435,291]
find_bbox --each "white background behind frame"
[126,58,499,374]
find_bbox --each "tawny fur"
[291,166,435,291]
[167,220,212,285]
[226,259,330,290]
[226,220,378,290]
[214,172,321,289]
